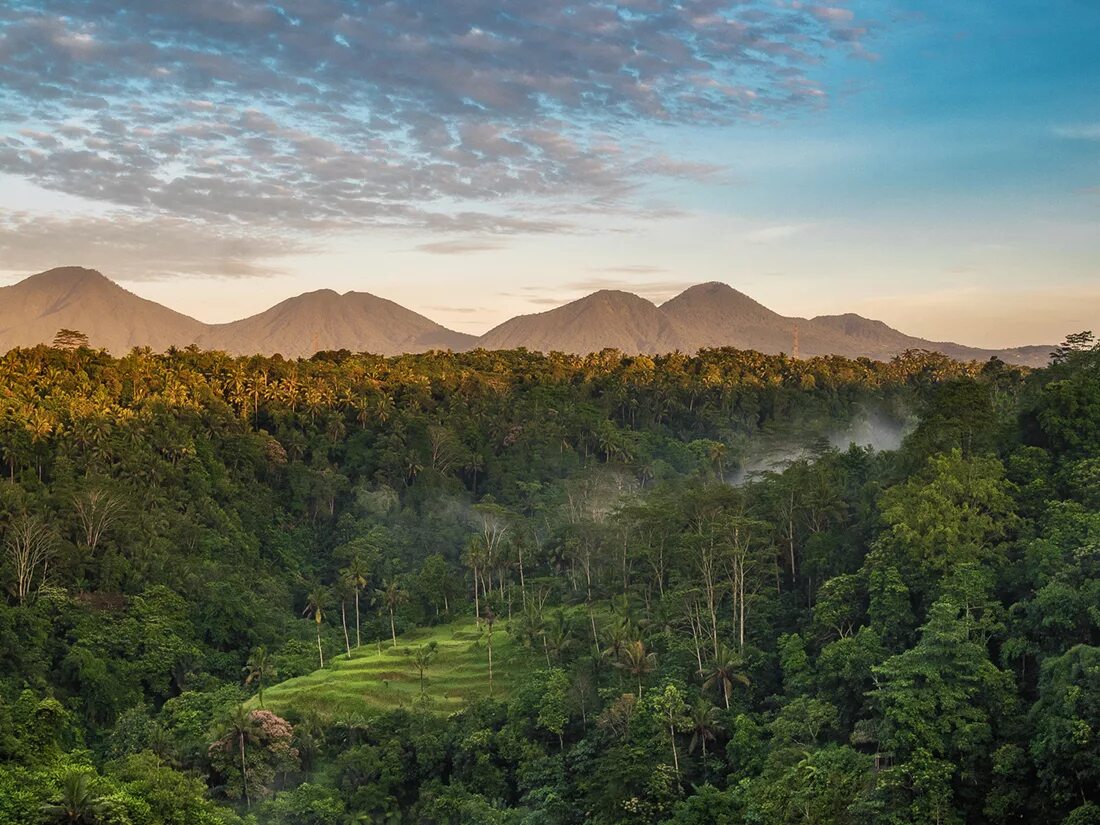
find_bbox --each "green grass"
[252,619,532,720]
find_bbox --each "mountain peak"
[21,266,114,291]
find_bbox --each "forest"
[0,336,1098,825]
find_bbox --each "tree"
[538,667,571,750]
[483,606,497,695]
[216,704,257,808]
[615,639,657,698]
[375,578,408,648]
[41,771,106,824]
[411,641,438,696]
[1030,645,1100,807]
[687,697,722,763]
[341,553,371,648]
[874,449,1016,581]
[52,328,89,350]
[302,587,328,669]
[870,599,1013,819]
[652,682,689,779]
[244,646,277,708]
[702,644,750,710]
[3,513,58,605]
[72,486,125,556]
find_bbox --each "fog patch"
[727,406,913,485]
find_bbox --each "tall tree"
[244,646,277,708]
[302,587,328,669]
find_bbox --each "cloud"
[0,210,305,280]
[0,1,868,274]
[741,224,810,243]
[415,239,506,255]
[588,264,669,274]
[1053,124,1100,140]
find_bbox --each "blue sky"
[0,0,1097,345]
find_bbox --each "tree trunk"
[518,545,527,610]
[473,566,481,627]
[670,724,681,778]
[341,600,351,658]
[239,732,251,808]
[389,607,397,647]
[316,626,325,669]
[487,632,494,696]
[354,589,361,648]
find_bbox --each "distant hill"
[477,290,687,354]
[661,282,1049,365]
[0,266,206,353]
[0,268,1052,366]
[198,289,476,357]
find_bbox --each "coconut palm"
[303,586,328,669]
[412,641,439,696]
[542,609,574,665]
[702,644,751,709]
[342,554,371,648]
[41,771,106,824]
[243,646,276,708]
[615,640,657,698]
[217,703,257,808]
[688,697,723,762]
[375,578,408,647]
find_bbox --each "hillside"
[0,266,206,353]
[199,289,476,357]
[255,619,528,719]
[0,268,1052,365]
[477,289,688,354]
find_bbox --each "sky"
[0,0,1098,347]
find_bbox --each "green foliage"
[0,343,1096,823]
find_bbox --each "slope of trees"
[0,338,1098,824]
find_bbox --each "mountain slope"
[0,266,206,353]
[0,268,1052,365]
[477,290,687,354]
[199,289,476,357]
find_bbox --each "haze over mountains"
[0,267,1051,366]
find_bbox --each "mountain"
[199,289,476,357]
[0,266,206,353]
[477,290,688,354]
[659,281,796,353]
[0,268,1052,366]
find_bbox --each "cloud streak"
[0,1,868,275]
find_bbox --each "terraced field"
[253,619,532,719]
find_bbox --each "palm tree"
[542,609,574,666]
[688,697,723,762]
[375,578,408,647]
[702,644,750,709]
[219,704,257,808]
[601,614,635,674]
[615,640,657,698]
[303,586,328,669]
[412,641,439,696]
[243,646,276,708]
[41,771,106,824]
[342,554,371,648]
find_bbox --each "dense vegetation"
[1,337,1098,824]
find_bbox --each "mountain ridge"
[0,267,1052,366]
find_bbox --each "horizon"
[1,2,1099,347]
[0,265,1056,351]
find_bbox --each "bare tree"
[4,515,58,605]
[73,487,125,555]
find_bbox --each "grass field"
[252,619,532,720]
